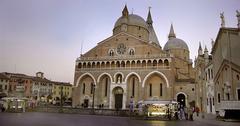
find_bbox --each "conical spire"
[204,45,209,62]
[147,7,160,46]
[198,42,203,55]
[199,42,202,50]
[146,7,153,25]
[122,4,129,17]
[168,24,176,40]
[204,45,208,52]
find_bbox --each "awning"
[1,97,28,101]
[143,100,178,105]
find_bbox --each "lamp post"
[60,85,63,113]
[92,84,96,114]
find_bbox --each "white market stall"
[1,97,28,112]
[142,100,178,117]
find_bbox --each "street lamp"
[60,86,63,106]
[60,85,63,113]
[92,84,96,114]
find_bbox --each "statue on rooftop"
[236,10,240,28]
[220,12,225,27]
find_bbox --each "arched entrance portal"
[113,87,123,110]
[177,93,186,107]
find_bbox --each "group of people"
[175,105,199,121]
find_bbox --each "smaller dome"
[114,14,148,30]
[164,38,189,51]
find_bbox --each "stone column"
[140,84,144,100]
[109,84,113,109]
[122,92,127,109]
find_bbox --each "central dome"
[163,24,189,51]
[164,38,189,51]
[114,14,148,30]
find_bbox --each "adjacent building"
[195,43,215,114]
[0,73,9,98]
[0,72,73,105]
[212,27,240,117]
[31,72,53,102]
[3,72,33,98]
[205,60,215,114]
[52,82,72,103]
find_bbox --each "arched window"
[82,83,85,94]
[116,61,120,67]
[211,69,213,79]
[164,59,169,66]
[208,69,210,80]
[132,78,135,97]
[87,62,91,68]
[90,83,94,94]
[78,63,82,68]
[218,93,221,103]
[160,83,163,96]
[105,78,108,97]
[153,60,157,66]
[116,74,122,83]
[149,83,152,97]
[108,49,114,56]
[121,61,125,67]
[129,49,135,55]
[109,50,114,56]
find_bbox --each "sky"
[0,0,239,84]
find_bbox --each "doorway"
[115,94,123,109]
[113,87,123,110]
[177,93,186,107]
[83,99,89,108]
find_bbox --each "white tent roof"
[142,100,178,105]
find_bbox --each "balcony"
[77,66,170,72]
[77,54,173,61]
[219,101,240,110]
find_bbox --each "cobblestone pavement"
[0,112,239,126]
[193,113,240,126]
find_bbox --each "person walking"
[189,107,194,121]
[138,103,143,116]
[195,106,200,116]
[184,106,188,120]
[129,96,134,116]
[180,107,185,120]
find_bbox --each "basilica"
[72,5,196,109]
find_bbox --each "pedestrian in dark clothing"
[195,106,200,116]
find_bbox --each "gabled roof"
[2,72,32,79]
[0,73,9,80]
[82,31,164,57]
[31,76,52,83]
[53,81,72,86]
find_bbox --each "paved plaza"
[0,112,239,126]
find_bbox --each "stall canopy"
[143,100,178,105]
